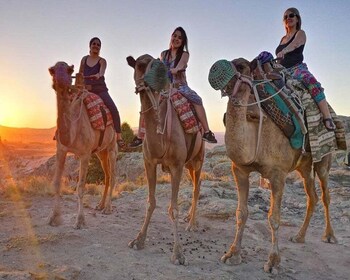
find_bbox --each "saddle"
[251,58,307,149]
[170,91,202,134]
[73,74,113,131]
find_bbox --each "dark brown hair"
[167,27,188,68]
[89,37,101,47]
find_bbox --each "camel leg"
[48,149,67,226]
[315,158,337,243]
[221,168,249,265]
[263,174,285,273]
[74,155,90,229]
[291,166,318,243]
[102,146,117,215]
[95,151,109,211]
[185,167,201,232]
[168,166,187,265]
[128,162,157,250]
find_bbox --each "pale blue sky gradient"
[1,0,349,131]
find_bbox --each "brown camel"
[48,62,117,229]
[127,54,205,265]
[209,58,336,272]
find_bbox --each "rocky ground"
[0,141,350,279]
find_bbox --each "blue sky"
[0,0,349,131]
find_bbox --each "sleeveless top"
[275,32,304,68]
[161,50,188,86]
[83,56,108,93]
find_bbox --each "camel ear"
[48,66,55,76]
[68,65,74,75]
[249,59,258,72]
[126,56,136,68]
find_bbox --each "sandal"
[323,118,336,131]
[117,139,126,149]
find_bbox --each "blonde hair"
[284,7,302,32]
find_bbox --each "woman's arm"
[277,30,307,58]
[79,56,86,74]
[98,58,107,78]
[170,52,189,74]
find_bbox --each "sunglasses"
[92,42,101,47]
[284,13,297,20]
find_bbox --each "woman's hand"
[85,73,100,80]
[276,51,284,59]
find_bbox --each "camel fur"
[213,58,336,272]
[127,54,205,265]
[48,62,118,229]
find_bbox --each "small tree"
[121,122,136,145]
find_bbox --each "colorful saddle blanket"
[252,59,306,149]
[252,53,347,162]
[78,90,113,130]
[170,91,201,134]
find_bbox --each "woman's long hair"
[166,27,188,68]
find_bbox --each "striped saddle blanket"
[79,91,113,130]
[170,91,201,134]
[252,56,347,161]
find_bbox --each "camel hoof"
[128,239,144,250]
[101,207,112,215]
[171,254,188,266]
[95,203,105,211]
[74,215,86,229]
[263,262,278,274]
[185,223,198,232]
[322,234,337,244]
[47,212,63,227]
[289,235,305,243]
[221,253,242,265]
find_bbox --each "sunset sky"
[1,0,349,132]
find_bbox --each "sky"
[0,0,349,132]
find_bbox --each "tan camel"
[127,54,205,265]
[209,58,336,272]
[48,62,117,229]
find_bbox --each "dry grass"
[1,176,74,199]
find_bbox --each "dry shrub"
[1,176,75,198]
[114,181,140,197]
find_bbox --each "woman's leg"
[98,91,121,133]
[293,65,335,130]
[193,104,217,143]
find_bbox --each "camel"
[127,54,205,265]
[208,58,336,272]
[48,62,117,229]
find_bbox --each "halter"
[134,59,171,136]
[223,62,284,165]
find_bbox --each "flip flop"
[323,118,336,131]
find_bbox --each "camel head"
[49,62,74,95]
[127,55,169,94]
[208,58,253,99]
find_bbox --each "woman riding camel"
[129,27,217,147]
[275,7,336,131]
[79,37,125,148]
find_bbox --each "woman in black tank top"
[275,8,336,131]
[79,37,125,148]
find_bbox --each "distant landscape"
[0,124,225,147]
[0,125,56,144]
